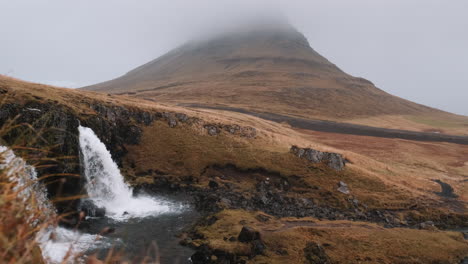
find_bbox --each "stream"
[1,126,200,263]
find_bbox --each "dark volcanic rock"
[0,101,151,214]
[238,226,261,242]
[79,200,106,217]
[0,102,82,212]
[190,248,211,264]
[209,180,219,189]
[251,239,266,256]
[291,145,346,170]
[175,113,189,122]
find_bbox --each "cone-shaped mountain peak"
[84,21,438,120]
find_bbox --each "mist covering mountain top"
[84,19,440,120]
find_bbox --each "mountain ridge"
[83,21,446,121]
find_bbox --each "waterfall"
[78,126,178,220]
[0,146,105,264]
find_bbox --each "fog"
[1,0,467,115]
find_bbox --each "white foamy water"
[78,126,181,220]
[37,227,108,264]
[0,146,104,264]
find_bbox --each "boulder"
[205,125,219,136]
[251,239,266,256]
[79,200,106,217]
[168,117,178,128]
[175,113,189,122]
[337,181,350,195]
[419,221,437,230]
[290,146,345,171]
[238,226,261,242]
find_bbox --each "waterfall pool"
[80,194,198,263]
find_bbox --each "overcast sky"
[1,0,467,116]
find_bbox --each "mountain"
[83,21,445,121]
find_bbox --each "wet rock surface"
[79,199,106,218]
[0,98,257,216]
[290,145,346,170]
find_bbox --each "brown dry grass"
[296,129,468,205]
[3,75,467,212]
[0,150,47,264]
[193,209,468,264]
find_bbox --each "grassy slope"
[2,75,466,210]
[2,76,467,262]
[194,210,468,264]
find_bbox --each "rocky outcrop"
[290,145,346,170]
[0,98,260,215]
[304,242,331,264]
[0,102,82,212]
[204,123,257,138]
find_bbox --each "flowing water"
[78,126,183,220]
[0,126,198,263]
[77,125,196,262]
[0,146,105,263]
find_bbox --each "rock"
[352,199,359,206]
[175,113,189,122]
[79,200,106,217]
[337,181,350,194]
[168,117,178,128]
[419,221,437,230]
[327,153,346,171]
[209,180,219,189]
[251,239,266,256]
[238,226,261,243]
[205,125,219,136]
[240,126,257,138]
[229,236,237,242]
[220,198,231,207]
[191,250,210,264]
[290,145,345,171]
[223,124,240,134]
[304,242,331,264]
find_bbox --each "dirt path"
[184,104,468,145]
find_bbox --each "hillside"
[2,75,468,263]
[83,22,448,122]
